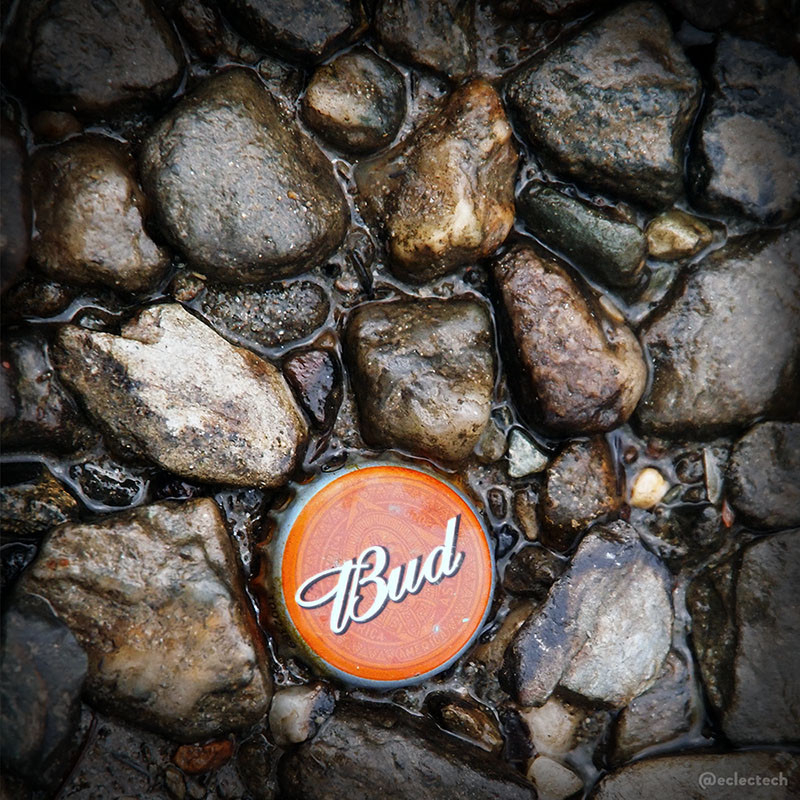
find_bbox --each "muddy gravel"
[1,1,799,799]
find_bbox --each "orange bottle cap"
[273,463,494,688]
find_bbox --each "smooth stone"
[278,700,535,800]
[18,499,272,741]
[356,79,517,283]
[507,429,549,477]
[425,693,504,754]
[140,69,348,283]
[345,296,495,464]
[504,521,672,708]
[645,209,713,261]
[0,122,30,293]
[528,756,583,800]
[30,136,169,293]
[506,1,701,208]
[3,0,184,115]
[517,183,646,288]
[1,331,89,453]
[688,530,800,745]
[52,303,308,488]
[374,0,475,79]
[174,0,262,64]
[283,349,342,429]
[171,272,330,353]
[0,468,79,538]
[301,48,406,153]
[593,752,800,799]
[503,545,565,601]
[689,35,800,225]
[637,228,800,437]
[540,436,622,552]
[0,594,88,788]
[727,422,800,530]
[219,0,365,62]
[493,244,646,434]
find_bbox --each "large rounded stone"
[140,69,348,283]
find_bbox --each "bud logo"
[277,465,493,686]
[296,515,465,634]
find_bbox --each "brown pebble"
[173,739,234,774]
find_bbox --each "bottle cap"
[272,462,494,688]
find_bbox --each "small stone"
[140,69,348,283]
[30,136,169,293]
[527,756,582,800]
[171,273,330,353]
[689,36,800,225]
[645,209,713,261]
[503,546,565,601]
[344,297,495,464]
[269,684,335,747]
[630,468,669,509]
[513,489,540,541]
[3,0,184,115]
[493,244,646,434]
[301,48,406,153]
[0,122,30,293]
[517,183,647,288]
[518,697,585,758]
[507,430,549,477]
[356,79,517,283]
[283,350,342,429]
[236,734,282,800]
[174,740,235,774]
[475,418,508,464]
[0,468,79,537]
[504,521,672,708]
[164,765,186,800]
[425,693,504,754]
[594,752,800,799]
[727,422,800,530]
[506,2,701,207]
[18,499,272,741]
[374,0,475,79]
[278,700,535,800]
[540,437,621,551]
[52,303,308,488]
[174,0,261,64]
[1,331,89,453]
[219,0,365,62]
[0,594,88,788]
[637,228,800,436]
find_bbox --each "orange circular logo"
[275,464,494,687]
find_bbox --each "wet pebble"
[30,136,169,293]
[540,436,621,551]
[52,303,308,488]
[283,349,342,429]
[645,209,713,261]
[493,244,646,434]
[18,499,272,741]
[356,79,517,283]
[173,739,235,775]
[727,422,800,530]
[0,122,30,293]
[506,1,701,207]
[425,693,504,754]
[0,468,79,538]
[301,48,406,153]
[502,545,565,600]
[506,429,549,478]
[345,296,495,464]
[140,69,348,283]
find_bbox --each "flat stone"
[219,0,365,62]
[345,297,495,464]
[0,468,79,538]
[689,35,800,225]
[507,429,549,477]
[593,752,800,799]
[301,48,406,153]
[3,0,184,115]
[18,499,272,741]
[283,349,342,430]
[0,594,87,788]
[645,209,713,261]
[171,272,330,353]
[504,521,672,708]
[30,136,169,293]
[140,69,348,283]
[728,422,800,530]
[637,229,800,437]
[506,1,700,208]
[517,183,646,288]
[52,303,308,488]
[493,244,646,434]
[540,436,621,551]
[689,530,800,745]
[374,0,475,79]
[278,700,535,800]
[356,79,517,283]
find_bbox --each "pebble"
[629,467,670,509]
[0,122,30,293]
[527,756,582,800]
[645,209,713,261]
[507,429,549,477]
